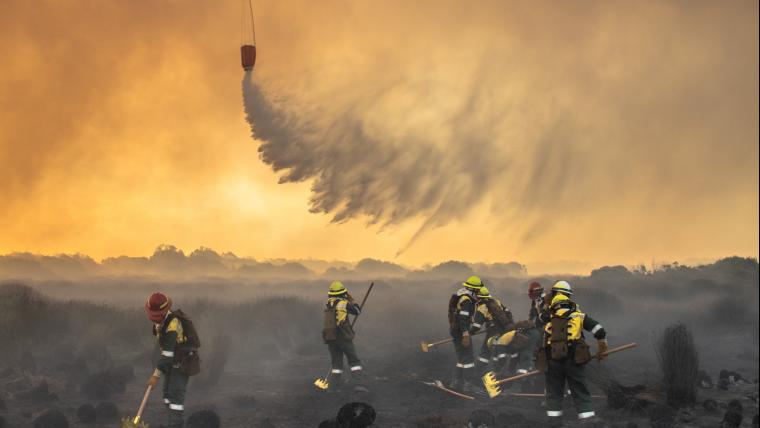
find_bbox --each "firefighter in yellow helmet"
[322,281,367,392]
[470,286,517,376]
[536,281,608,425]
[447,275,484,392]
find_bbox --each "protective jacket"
[538,294,606,363]
[154,312,188,374]
[449,288,476,333]
[323,296,361,341]
[471,299,515,336]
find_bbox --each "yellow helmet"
[551,280,573,296]
[463,275,484,290]
[550,292,570,306]
[328,281,347,296]
[477,286,492,299]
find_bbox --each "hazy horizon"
[0,244,752,277]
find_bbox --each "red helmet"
[145,292,172,323]
[528,282,543,300]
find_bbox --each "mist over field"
[0,252,757,426]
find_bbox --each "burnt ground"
[0,333,758,427]
[1,258,759,427]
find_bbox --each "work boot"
[349,370,369,393]
[506,356,519,374]
[448,368,464,391]
[327,374,343,393]
[167,409,184,428]
[577,414,602,426]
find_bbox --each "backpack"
[485,299,513,332]
[172,309,201,349]
[448,294,460,326]
[322,302,338,342]
[170,309,201,376]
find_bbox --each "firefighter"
[145,292,200,428]
[528,281,547,325]
[513,281,547,373]
[537,281,608,424]
[470,286,516,375]
[448,275,483,392]
[322,281,367,392]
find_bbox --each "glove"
[514,320,535,330]
[597,339,609,361]
[147,369,161,388]
[147,375,160,388]
[461,332,471,347]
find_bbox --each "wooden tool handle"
[134,385,153,421]
[428,329,487,347]
[351,282,374,328]
[496,369,541,386]
[429,337,454,347]
[597,342,637,357]
[496,342,637,386]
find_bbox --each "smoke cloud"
[0,0,756,265]
[242,0,758,253]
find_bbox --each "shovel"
[483,342,638,398]
[314,282,374,391]
[121,384,152,427]
[420,330,486,352]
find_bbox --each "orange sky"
[0,1,757,273]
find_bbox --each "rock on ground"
[336,402,376,428]
[721,399,743,428]
[186,409,221,428]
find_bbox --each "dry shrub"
[656,323,698,407]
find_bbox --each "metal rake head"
[121,416,149,428]
[314,377,330,390]
[482,371,502,398]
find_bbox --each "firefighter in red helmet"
[145,292,201,428]
[513,282,548,374]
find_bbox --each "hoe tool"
[313,282,374,391]
[121,384,152,427]
[420,330,485,352]
[483,342,637,398]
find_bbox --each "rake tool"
[313,282,374,391]
[482,342,638,398]
[121,384,152,427]
[419,380,476,400]
[314,369,333,390]
[420,330,485,352]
